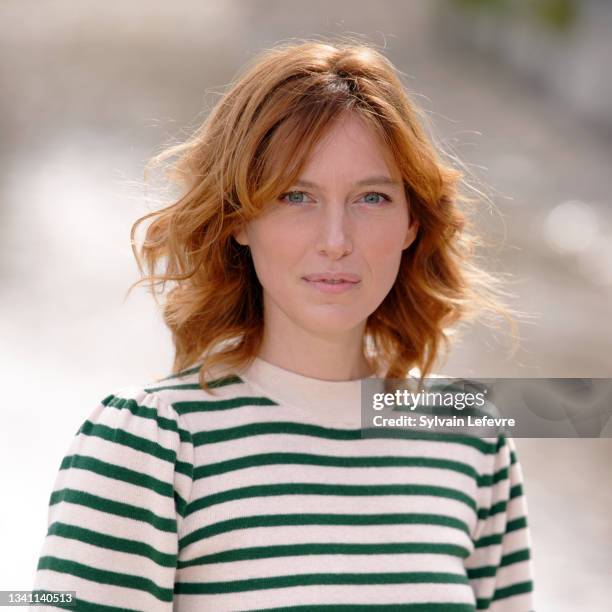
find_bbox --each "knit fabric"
[31,356,535,611]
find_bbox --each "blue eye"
[360,192,392,205]
[278,191,392,206]
[278,191,312,205]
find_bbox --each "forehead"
[299,113,399,181]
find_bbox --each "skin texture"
[233,111,419,380]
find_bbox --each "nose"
[315,205,353,258]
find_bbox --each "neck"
[257,322,374,382]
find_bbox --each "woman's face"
[233,111,419,340]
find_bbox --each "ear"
[232,224,249,247]
[403,217,419,250]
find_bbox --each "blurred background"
[1,0,610,609]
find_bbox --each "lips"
[302,273,361,283]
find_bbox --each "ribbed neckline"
[238,355,385,427]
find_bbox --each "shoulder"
[106,363,249,421]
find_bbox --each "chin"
[302,309,366,332]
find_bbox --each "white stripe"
[196,462,477,494]
[177,551,467,582]
[39,535,174,585]
[32,568,172,611]
[48,501,177,546]
[183,494,475,532]
[180,522,473,556]
[173,582,477,611]
[191,429,490,466]
[52,467,175,513]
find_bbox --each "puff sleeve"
[464,435,535,610]
[30,386,194,611]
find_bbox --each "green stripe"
[146,383,203,392]
[100,394,191,443]
[477,474,527,522]
[175,570,469,594]
[501,547,531,567]
[101,394,157,417]
[59,454,174,499]
[37,556,173,601]
[186,482,477,517]
[76,420,194,480]
[192,422,498,454]
[476,474,493,487]
[476,459,510,488]
[49,488,176,533]
[507,516,528,532]
[477,499,508,520]
[31,591,140,612]
[174,490,188,518]
[473,515,528,548]
[491,466,509,484]
[57,455,189,517]
[466,564,496,579]
[173,395,278,415]
[510,483,523,499]
[47,521,176,567]
[496,436,507,452]
[194,452,479,483]
[175,459,194,479]
[466,547,532,580]
[77,421,176,464]
[177,541,471,568]
[493,579,534,600]
[473,532,502,549]
[476,486,528,524]
[476,580,533,608]
[179,512,471,551]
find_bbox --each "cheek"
[360,220,407,270]
[249,223,303,284]
[369,246,404,292]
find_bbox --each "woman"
[32,39,535,610]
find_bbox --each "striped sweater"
[32,356,535,611]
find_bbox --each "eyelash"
[278,191,392,206]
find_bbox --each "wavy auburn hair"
[128,38,521,394]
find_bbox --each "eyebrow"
[292,175,402,189]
